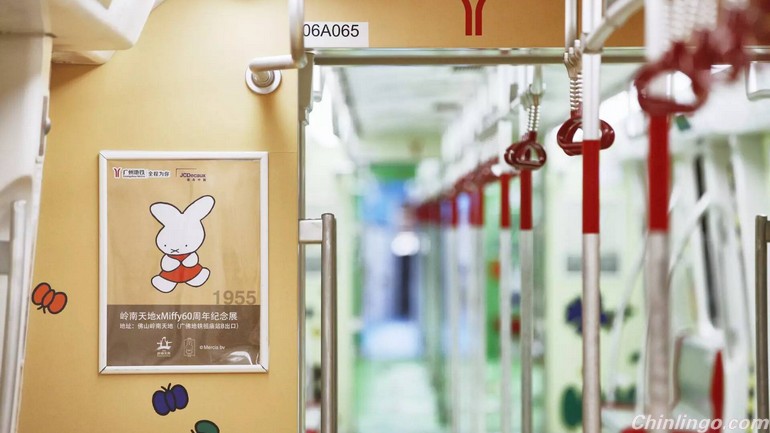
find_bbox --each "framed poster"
[98,151,268,374]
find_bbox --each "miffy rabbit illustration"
[150,195,215,293]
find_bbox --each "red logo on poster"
[461,0,487,36]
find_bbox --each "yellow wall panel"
[307,0,644,48]
[18,0,299,432]
[307,0,566,48]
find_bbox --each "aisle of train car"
[301,59,770,433]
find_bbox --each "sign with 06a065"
[304,22,369,48]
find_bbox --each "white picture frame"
[98,151,269,374]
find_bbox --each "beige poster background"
[105,158,261,306]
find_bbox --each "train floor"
[352,358,545,433]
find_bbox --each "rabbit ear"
[183,195,215,221]
[150,202,182,226]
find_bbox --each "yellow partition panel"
[18,0,299,432]
[307,0,645,48]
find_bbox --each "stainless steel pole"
[566,0,578,48]
[646,232,670,433]
[581,1,604,432]
[521,229,534,433]
[470,188,486,433]
[520,168,535,433]
[297,122,307,433]
[0,201,27,433]
[643,1,671,431]
[499,174,513,433]
[757,215,769,433]
[321,213,338,433]
[448,198,462,433]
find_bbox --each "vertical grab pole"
[500,173,513,433]
[646,116,671,433]
[321,213,338,433]
[497,68,516,433]
[0,201,27,433]
[472,187,487,433]
[566,0,578,48]
[757,215,770,433]
[643,1,671,432]
[582,0,603,432]
[448,196,462,433]
[520,169,535,433]
[507,66,545,433]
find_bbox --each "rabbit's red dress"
[160,253,203,283]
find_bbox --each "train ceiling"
[334,64,641,163]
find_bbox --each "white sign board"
[304,22,370,48]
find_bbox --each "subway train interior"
[2,0,770,432]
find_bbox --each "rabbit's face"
[155,223,205,255]
[150,195,215,257]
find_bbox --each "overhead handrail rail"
[245,0,307,94]
[583,0,644,53]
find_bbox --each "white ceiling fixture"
[1,0,159,65]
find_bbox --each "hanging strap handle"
[693,7,750,82]
[635,42,711,115]
[556,117,616,156]
[505,131,547,170]
[557,41,616,156]
[753,0,770,41]
[504,72,547,171]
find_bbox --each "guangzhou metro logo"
[460,0,487,36]
[112,167,171,179]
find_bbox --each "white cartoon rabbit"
[150,195,215,293]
